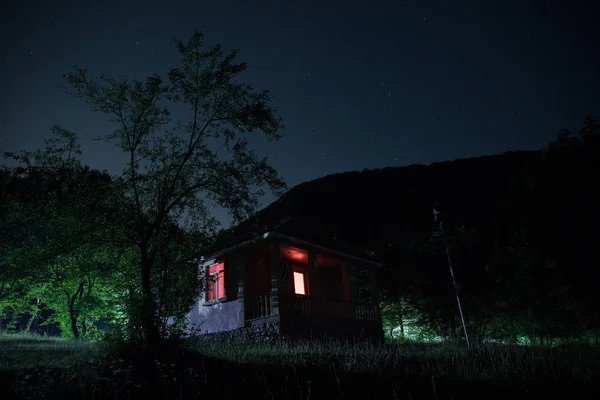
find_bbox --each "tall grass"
[0,331,93,370]
[0,332,598,399]
[190,337,598,383]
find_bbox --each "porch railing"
[279,293,379,322]
[245,293,274,320]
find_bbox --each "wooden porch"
[244,292,379,323]
[237,239,383,339]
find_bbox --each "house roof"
[202,217,381,266]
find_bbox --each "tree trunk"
[140,251,159,346]
[399,307,405,337]
[478,318,488,345]
[80,278,93,338]
[448,315,457,340]
[26,306,40,333]
[68,282,85,339]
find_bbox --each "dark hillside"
[252,150,539,248]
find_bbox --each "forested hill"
[250,149,539,249]
[249,117,598,257]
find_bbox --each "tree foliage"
[2,31,286,342]
[59,30,286,342]
[372,117,600,343]
[1,127,134,338]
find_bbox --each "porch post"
[340,262,351,319]
[308,251,323,314]
[341,263,351,301]
[237,280,246,328]
[367,267,382,323]
[269,242,281,316]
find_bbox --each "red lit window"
[206,262,225,301]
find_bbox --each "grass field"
[0,332,93,370]
[1,332,599,399]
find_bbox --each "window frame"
[205,262,226,302]
[292,267,309,296]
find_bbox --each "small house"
[184,217,384,341]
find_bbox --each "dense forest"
[2,116,599,345]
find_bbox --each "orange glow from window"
[281,245,308,264]
[293,271,306,295]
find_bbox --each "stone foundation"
[190,320,282,343]
[189,319,383,345]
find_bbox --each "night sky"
[1,0,599,218]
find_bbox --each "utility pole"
[434,203,470,349]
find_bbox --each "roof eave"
[201,231,382,267]
[266,232,382,267]
[201,233,269,261]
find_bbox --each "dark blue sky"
[1,0,599,212]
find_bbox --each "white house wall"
[184,297,241,335]
[183,252,243,335]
